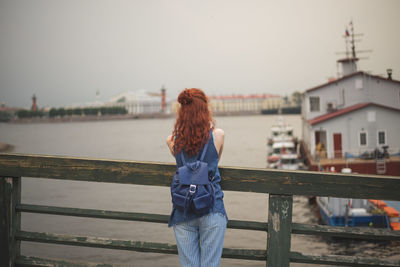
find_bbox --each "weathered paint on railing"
[1,153,399,199]
[1,153,400,267]
[15,203,400,240]
[267,194,293,267]
[0,176,21,267]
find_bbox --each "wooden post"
[267,194,293,267]
[0,177,21,267]
[12,177,21,261]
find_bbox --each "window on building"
[359,131,367,146]
[367,111,376,122]
[378,131,386,145]
[355,79,363,90]
[340,88,345,106]
[309,96,320,112]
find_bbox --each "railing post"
[266,194,293,267]
[0,177,21,267]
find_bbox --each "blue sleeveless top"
[168,133,228,227]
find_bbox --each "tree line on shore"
[15,106,128,119]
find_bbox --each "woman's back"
[167,128,224,160]
[166,88,227,267]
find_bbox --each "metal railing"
[312,147,400,161]
[1,153,400,267]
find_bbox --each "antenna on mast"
[344,25,350,59]
[350,20,356,58]
[335,21,372,77]
[340,20,367,59]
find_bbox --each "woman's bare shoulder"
[166,135,174,156]
[166,135,173,144]
[213,128,225,138]
[213,128,224,158]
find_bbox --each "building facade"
[302,60,400,161]
[304,103,400,159]
[302,72,400,122]
[106,90,168,114]
[209,94,282,113]
[170,94,283,114]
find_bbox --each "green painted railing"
[1,153,400,267]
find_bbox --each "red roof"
[308,103,400,125]
[209,94,281,100]
[306,71,400,93]
[0,107,22,112]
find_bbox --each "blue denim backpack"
[171,140,215,215]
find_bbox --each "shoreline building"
[301,25,400,175]
[170,93,283,114]
[106,89,169,115]
[31,94,38,111]
[209,94,283,114]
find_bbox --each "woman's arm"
[166,135,175,156]
[213,128,225,160]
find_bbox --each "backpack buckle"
[189,184,197,194]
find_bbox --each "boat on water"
[279,154,305,170]
[267,141,298,169]
[317,181,389,228]
[317,195,399,230]
[267,117,297,147]
[317,197,389,228]
[266,118,303,170]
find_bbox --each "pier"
[1,153,400,267]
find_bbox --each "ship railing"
[311,147,400,162]
[1,153,400,267]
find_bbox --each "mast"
[336,21,371,77]
[350,20,356,59]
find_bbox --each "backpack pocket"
[192,184,215,214]
[172,192,187,210]
[172,183,190,210]
[193,192,212,212]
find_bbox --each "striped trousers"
[173,212,227,267]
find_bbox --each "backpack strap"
[180,131,212,164]
[199,140,209,161]
[180,151,185,164]
[201,129,213,161]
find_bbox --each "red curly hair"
[172,88,215,156]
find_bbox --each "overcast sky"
[1,0,399,108]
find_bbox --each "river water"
[0,115,399,266]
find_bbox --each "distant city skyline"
[1,0,399,108]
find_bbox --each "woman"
[166,88,227,267]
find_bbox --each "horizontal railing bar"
[16,231,399,266]
[15,255,120,267]
[292,222,400,241]
[16,204,267,231]
[1,153,400,200]
[228,219,267,232]
[17,204,169,223]
[15,253,400,267]
[223,247,266,261]
[17,204,399,240]
[16,230,178,254]
[15,231,266,261]
[290,251,400,267]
